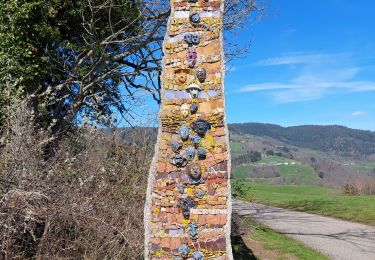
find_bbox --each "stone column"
[144,0,232,259]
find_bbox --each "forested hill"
[229,123,375,156]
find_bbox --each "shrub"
[232,180,253,200]
[0,104,155,259]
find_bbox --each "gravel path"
[233,200,375,260]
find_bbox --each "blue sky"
[225,0,375,130]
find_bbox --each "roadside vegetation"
[237,217,328,260]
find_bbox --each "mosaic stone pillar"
[144,0,233,259]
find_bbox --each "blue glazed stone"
[177,184,185,194]
[178,243,190,258]
[184,33,200,45]
[186,146,196,160]
[190,13,200,24]
[192,120,211,137]
[188,175,202,185]
[192,251,204,260]
[187,221,199,240]
[171,155,188,167]
[197,147,206,160]
[196,189,205,199]
[171,141,182,153]
[190,135,201,147]
[178,125,190,141]
[174,257,182,260]
[190,103,198,114]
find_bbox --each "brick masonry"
[144,0,233,259]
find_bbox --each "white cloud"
[351,111,367,117]
[253,52,349,66]
[238,67,375,103]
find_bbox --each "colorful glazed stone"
[178,243,190,258]
[192,120,211,137]
[175,69,189,85]
[190,13,200,24]
[181,104,190,117]
[186,83,201,99]
[188,164,202,179]
[171,155,188,167]
[178,197,197,219]
[190,103,198,114]
[178,125,190,141]
[196,189,205,199]
[187,221,199,240]
[197,147,206,160]
[184,33,200,45]
[177,184,185,194]
[186,146,196,160]
[187,47,197,68]
[191,34,200,45]
[190,135,201,147]
[196,68,207,83]
[170,141,182,153]
[192,251,204,260]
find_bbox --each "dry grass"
[0,104,155,259]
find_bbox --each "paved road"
[233,201,375,260]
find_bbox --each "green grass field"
[243,218,328,260]
[236,182,375,225]
[233,155,317,184]
[233,165,248,179]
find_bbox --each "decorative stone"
[171,155,188,167]
[196,68,207,83]
[191,34,200,45]
[178,125,190,141]
[186,83,201,99]
[175,69,189,85]
[184,33,200,45]
[185,146,196,160]
[190,13,200,24]
[187,221,199,240]
[177,184,185,194]
[171,141,182,153]
[196,189,205,199]
[178,197,197,219]
[187,164,202,180]
[197,147,206,160]
[190,135,201,147]
[181,104,190,117]
[187,47,197,68]
[190,103,198,114]
[178,243,190,258]
[192,120,211,137]
[192,251,204,260]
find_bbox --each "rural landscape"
[1,0,375,259]
[229,123,375,259]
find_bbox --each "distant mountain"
[229,123,375,157]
